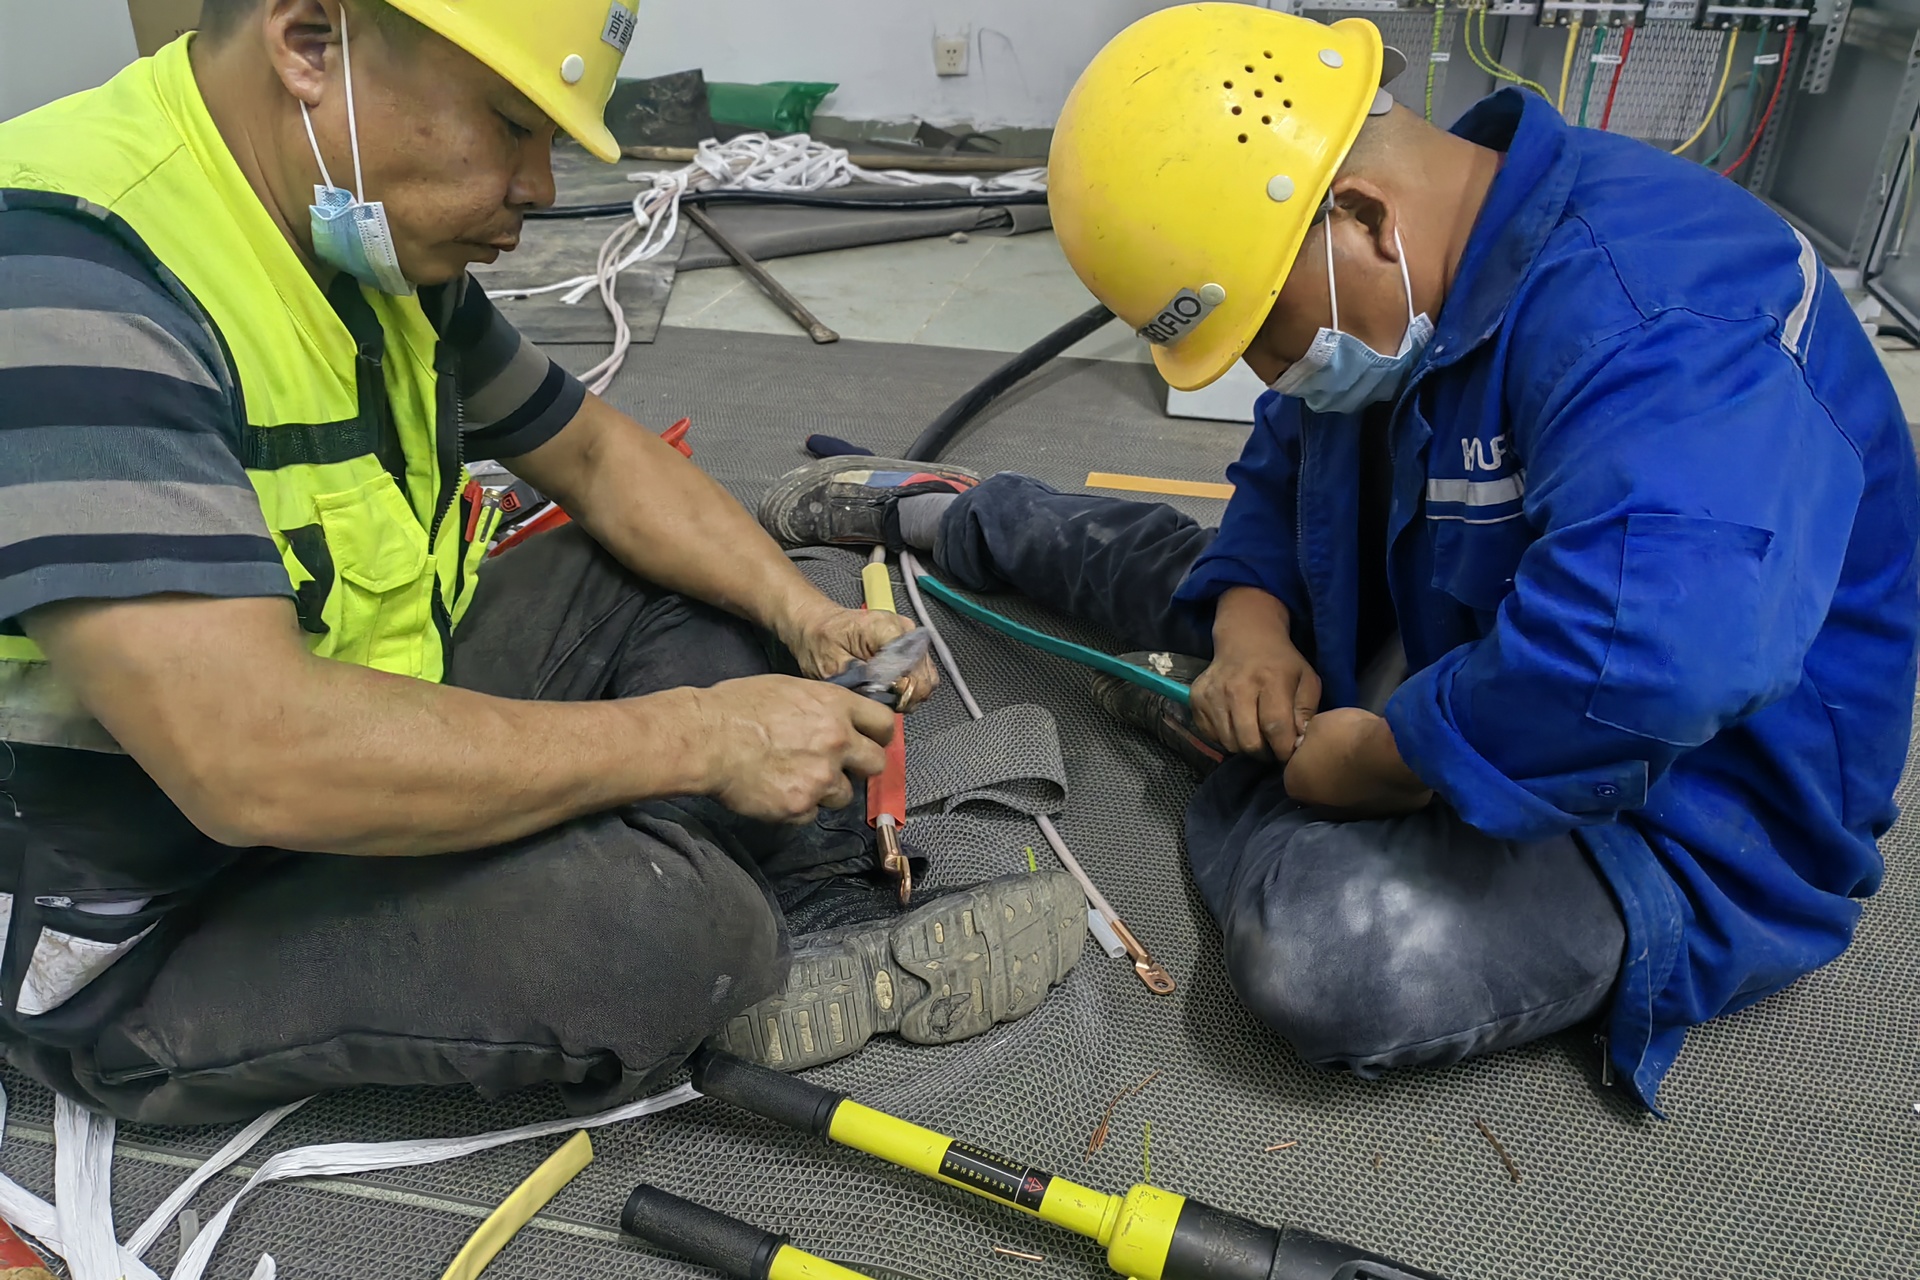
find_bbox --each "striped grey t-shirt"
[0,206,586,640]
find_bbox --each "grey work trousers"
[8,525,873,1125]
[936,474,1626,1075]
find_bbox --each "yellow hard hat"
[1050,5,1400,391]
[384,0,638,162]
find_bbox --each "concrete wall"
[621,0,1275,128]
[0,0,140,122]
[0,0,1223,131]
[0,1,1490,136]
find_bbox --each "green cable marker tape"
[911,572,1193,708]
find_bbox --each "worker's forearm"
[181,657,712,856]
[1355,711,1432,805]
[1212,585,1295,652]
[529,397,835,644]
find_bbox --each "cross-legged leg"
[931,473,1218,656]
[13,525,847,1123]
[1185,757,1625,1073]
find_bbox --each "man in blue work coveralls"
[758,5,1920,1109]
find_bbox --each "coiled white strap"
[490,132,1048,396]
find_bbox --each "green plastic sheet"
[706,81,837,134]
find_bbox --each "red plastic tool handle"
[661,416,693,458]
[487,503,573,558]
[867,713,907,826]
[0,1218,52,1276]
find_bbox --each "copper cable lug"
[1108,917,1176,995]
[876,817,912,906]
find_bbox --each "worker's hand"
[780,598,941,713]
[1283,707,1434,815]
[688,675,897,822]
[1191,587,1323,761]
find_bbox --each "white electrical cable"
[167,1081,701,1280]
[0,1085,61,1262]
[55,1098,161,1280]
[0,1078,701,1280]
[124,1099,309,1257]
[898,552,1134,933]
[488,132,1047,395]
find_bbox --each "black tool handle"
[1267,1229,1451,1280]
[690,1047,848,1137]
[1160,1199,1451,1280]
[621,1184,785,1280]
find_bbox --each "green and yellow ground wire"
[1465,0,1552,101]
[1557,18,1585,115]
[1577,25,1610,127]
[1426,1,1447,121]
[1671,29,1738,154]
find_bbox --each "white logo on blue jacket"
[1429,434,1525,524]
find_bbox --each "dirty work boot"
[758,457,981,550]
[775,866,922,936]
[1090,652,1225,778]
[712,871,1087,1071]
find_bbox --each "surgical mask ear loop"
[298,7,362,197]
[1323,191,1341,335]
[1393,226,1416,330]
[301,101,336,190]
[339,4,365,202]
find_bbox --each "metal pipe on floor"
[683,205,840,344]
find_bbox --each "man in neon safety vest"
[0,0,1083,1123]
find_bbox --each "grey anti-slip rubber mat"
[3,327,1913,1280]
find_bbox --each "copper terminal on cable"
[876,815,911,906]
[1109,918,1177,995]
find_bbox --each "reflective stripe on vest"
[0,37,501,749]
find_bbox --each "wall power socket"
[934,35,969,76]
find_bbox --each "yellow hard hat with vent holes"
[383,0,637,162]
[1050,5,1402,391]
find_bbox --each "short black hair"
[199,0,421,45]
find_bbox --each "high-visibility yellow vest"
[0,36,500,749]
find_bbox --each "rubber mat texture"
[2,328,1914,1280]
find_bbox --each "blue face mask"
[1269,207,1431,416]
[300,6,411,296]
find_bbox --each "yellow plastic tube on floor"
[437,1131,594,1280]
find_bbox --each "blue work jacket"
[1174,89,1920,1109]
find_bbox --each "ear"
[1329,175,1400,266]
[263,0,341,110]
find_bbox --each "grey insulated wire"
[900,551,984,720]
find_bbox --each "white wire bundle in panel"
[490,132,1049,395]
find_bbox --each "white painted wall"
[0,0,141,122]
[623,0,1276,128]
[0,0,1274,130]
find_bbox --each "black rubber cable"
[903,302,1116,462]
[530,188,1048,219]
[530,185,1105,464]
